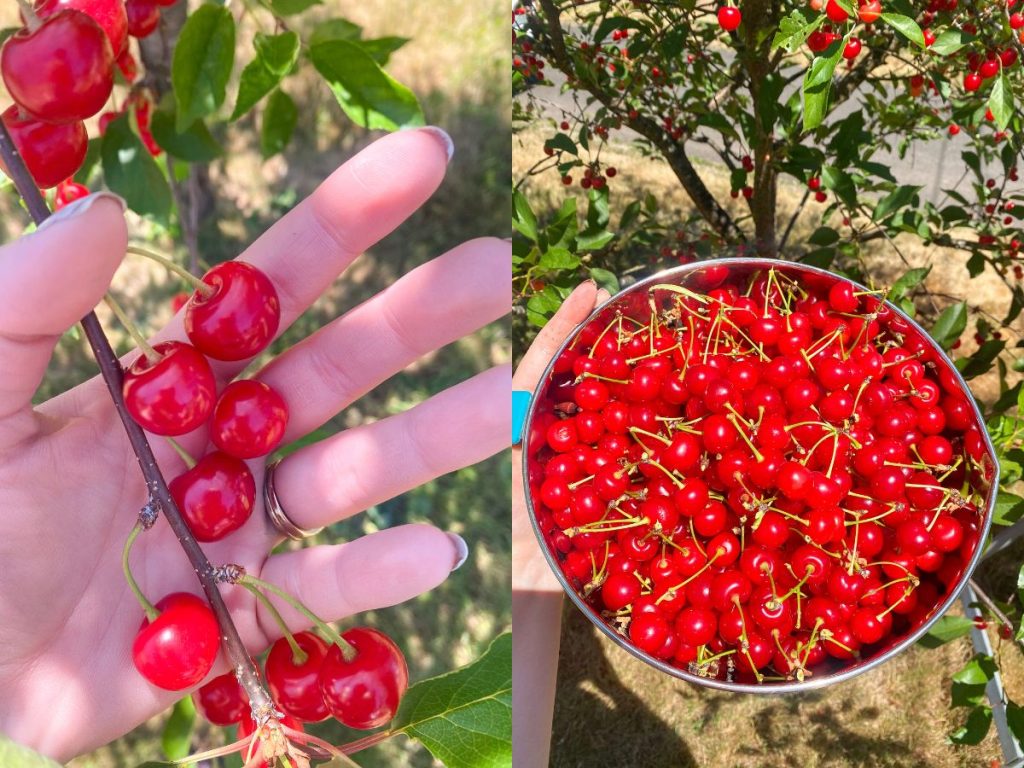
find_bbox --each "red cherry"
[266,632,331,722]
[125,0,160,37]
[825,0,848,22]
[238,714,304,768]
[842,37,861,60]
[210,380,289,459]
[170,451,256,542]
[319,628,409,729]
[858,0,881,23]
[123,341,216,436]
[185,262,281,361]
[2,10,113,123]
[33,0,128,55]
[964,72,982,92]
[194,672,247,726]
[0,106,87,189]
[717,6,741,31]
[132,592,220,690]
[55,179,89,209]
[116,48,137,80]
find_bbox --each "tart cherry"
[123,341,217,436]
[185,261,281,361]
[32,0,128,56]
[126,0,160,37]
[55,179,89,209]
[266,631,331,722]
[194,672,248,726]
[717,6,741,31]
[319,628,409,729]
[211,380,289,459]
[0,106,87,189]
[132,592,220,690]
[2,10,113,123]
[170,451,256,542]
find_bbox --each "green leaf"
[162,697,195,761]
[988,74,1014,132]
[310,40,423,130]
[589,267,619,294]
[538,248,580,270]
[260,89,297,158]
[393,632,511,768]
[309,18,363,46]
[545,133,577,155]
[953,655,998,686]
[1007,701,1024,745]
[358,36,410,66]
[994,491,1024,526]
[512,189,538,241]
[881,13,925,47]
[576,228,614,250]
[949,706,992,745]
[771,9,819,53]
[231,31,300,120]
[918,615,975,648]
[73,138,103,184]
[101,115,172,219]
[929,28,970,56]
[890,266,930,299]
[802,43,842,131]
[821,166,856,208]
[957,339,1005,379]
[929,302,967,350]
[0,734,63,768]
[267,0,319,15]
[172,4,235,132]
[872,185,921,221]
[150,108,223,162]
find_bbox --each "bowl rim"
[521,256,1000,694]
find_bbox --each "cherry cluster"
[0,0,170,189]
[526,264,991,684]
[194,628,408,749]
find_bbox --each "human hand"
[0,128,509,761]
[511,281,610,594]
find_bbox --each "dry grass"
[515,125,1024,767]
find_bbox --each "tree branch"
[0,122,276,723]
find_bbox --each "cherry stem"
[339,730,395,755]
[122,522,159,621]
[16,0,40,31]
[239,574,357,661]
[126,245,214,296]
[0,121,278,724]
[243,584,308,666]
[165,437,197,469]
[103,293,160,364]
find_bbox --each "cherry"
[126,0,160,37]
[825,0,848,23]
[132,592,220,690]
[964,72,982,92]
[0,106,87,189]
[858,1,881,23]
[842,37,861,60]
[55,179,89,210]
[675,606,717,646]
[210,380,289,459]
[123,341,216,436]
[194,672,248,726]
[319,628,409,729]
[602,571,640,610]
[185,261,281,361]
[630,613,670,654]
[170,451,256,542]
[266,631,331,722]
[33,0,128,55]
[717,6,741,31]
[117,48,137,80]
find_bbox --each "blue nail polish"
[512,391,531,445]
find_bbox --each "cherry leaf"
[392,632,511,768]
[929,302,967,350]
[261,88,298,158]
[231,31,300,121]
[100,114,172,220]
[880,13,925,48]
[172,4,236,132]
[988,73,1014,132]
[918,615,974,648]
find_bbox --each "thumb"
[0,193,127,437]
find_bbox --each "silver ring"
[263,459,325,540]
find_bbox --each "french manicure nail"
[36,192,126,232]
[416,125,455,163]
[447,532,469,571]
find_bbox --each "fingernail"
[447,532,469,571]
[415,126,454,163]
[36,192,126,232]
[502,237,513,243]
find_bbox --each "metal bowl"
[522,257,999,693]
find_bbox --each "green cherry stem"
[239,574,357,661]
[123,522,158,621]
[103,292,160,364]
[126,245,214,297]
[165,437,197,469]
[242,583,308,666]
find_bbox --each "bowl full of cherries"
[522,259,998,692]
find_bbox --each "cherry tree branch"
[0,122,276,721]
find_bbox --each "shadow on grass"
[551,608,697,768]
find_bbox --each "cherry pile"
[0,0,171,188]
[194,628,408,743]
[526,264,993,684]
[130,259,284,688]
